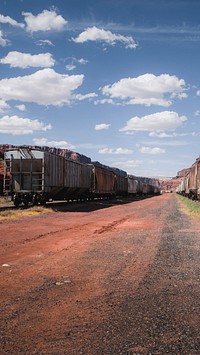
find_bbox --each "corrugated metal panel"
[63,159,91,188]
[189,163,197,191]
[92,166,115,194]
[197,160,200,197]
[115,174,128,195]
[142,183,148,194]
[43,150,92,198]
[128,177,138,194]
[180,178,186,193]
[185,172,190,195]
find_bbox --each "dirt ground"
[0,193,199,354]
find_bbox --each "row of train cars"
[176,156,200,200]
[3,146,161,207]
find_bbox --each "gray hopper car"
[4,148,92,206]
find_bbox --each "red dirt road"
[0,194,200,354]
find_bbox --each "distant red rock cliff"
[160,167,191,192]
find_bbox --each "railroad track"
[0,194,155,213]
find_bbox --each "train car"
[114,170,128,196]
[90,162,128,197]
[152,178,161,195]
[141,182,154,195]
[4,147,92,206]
[187,162,197,199]
[137,180,144,195]
[0,174,3,196]
[153,186,160,195]
[182,176,187,196]
[197,158,200,199]
[147,184,155,195]
[127,175,139,195]
[189,157,200,200]
[176,157,200,200]
[136,176,160,196]
[176,174,189,196]
[0,154,4,196]
[89,164,116,197]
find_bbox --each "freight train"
[176,156,200,200]
[4,147,160,207]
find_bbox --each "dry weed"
[0,205,53,222]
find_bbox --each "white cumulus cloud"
[75,93,97,101]
[0,68,84,106]
[94,98,118,105]
[149,131,198,138]
[0,30,8,46]
[98,147,132,154]
[120,111,187,133]
[0,99,10,112]
[114,160,142,169]
[139,147,165,154]
[65,57,88,71]
[72,26,137,49]
[102,73,187,107]
[23,9,68,32]
[0,115,51,135]
[78,58,88,65]
[33,138,76,149]
[0,14,24,28]
[149,131,177,138]
[95,123,111,130]
[15,104,26,111]
[0,51,55,68]
[66,64,76,71]
[36,39,54,46]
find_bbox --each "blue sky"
[0,0,200,177]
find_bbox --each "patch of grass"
[0,205,53,222]
[176,194,200,220]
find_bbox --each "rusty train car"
[4,147,160,207]
[176,157,200,200]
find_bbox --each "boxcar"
[4,148,92,206]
